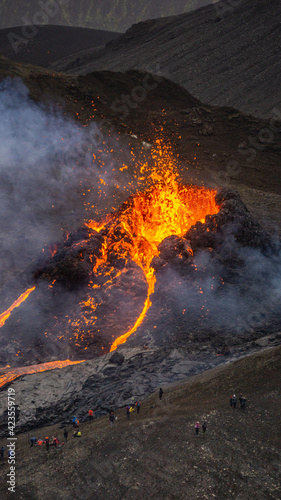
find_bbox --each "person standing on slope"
[126,405,130,420]
[109,410,115,427]
[195,422,201,436]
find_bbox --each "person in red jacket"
[88,409,94,421]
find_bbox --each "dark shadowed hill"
[52,0,281,119]
[0,345,280,499]
[0,0,216,32]
[0,25,120,68]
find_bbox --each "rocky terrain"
[0,344,280,499]
[0,332,281,436]
[52,0,281,119]
[0,0,215,32]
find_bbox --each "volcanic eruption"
[0,134,280,389]
[0,140,219,371]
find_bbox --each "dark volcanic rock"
[151,235,192,272]
[186,188,273,253]
[109,352,125,365]
[0,345,233,435]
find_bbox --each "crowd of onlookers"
[0,388,248,459]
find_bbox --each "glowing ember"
[0,287,36,329]
[0,359,84,389]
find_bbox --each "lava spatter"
[85,140,219,349]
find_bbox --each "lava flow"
[0,359,85,389]
[0,287,36,328]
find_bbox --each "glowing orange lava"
[0,359,85,389]
[87,141,219,350]
[0,286,36,329]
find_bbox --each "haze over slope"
[0,0,216,32]
[53,0,281,118]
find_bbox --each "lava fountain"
[84,138,219,350]
[88,179,219,351]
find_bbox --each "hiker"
[109,410,115,427]
[37,439,44,446]
[130,405,135,414]
[202,421,207,435]
[136,401,141,414]
[159,388,163,400]
[64,429,68,441]
[74,418,80,428]
[230,395,233,407]
[232,394,237,409]
[73,430,81,438]
[88,409,94,421]
[72,416,77,427]
[0,446,5,460]
[195,422,201,436]
[45,437,50,451]
[239,394,247,409]
[30,437,37,447]
[241,396,247,409]
[126,405,130,420]
[52,437,59,447]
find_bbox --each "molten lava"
[87,170,219,350]
[0,287,36,329]
[0,359,84,389]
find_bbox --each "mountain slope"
[0,344,280,499]
[0,25,120,67]
[52,0,281,118]
[0,0,216,32]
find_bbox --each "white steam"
[0,78,133,291]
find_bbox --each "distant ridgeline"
[0,0,216,32]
